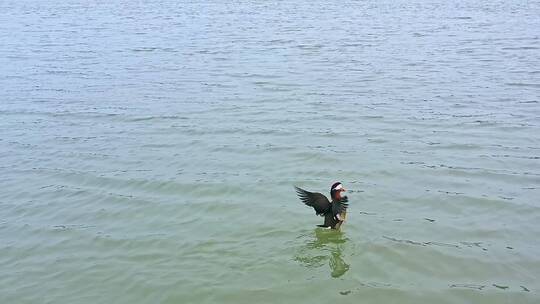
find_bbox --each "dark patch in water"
[450,283,485,290]
[493,284,509,290]
[383,236,426,246]
[53,224,95,230]
[385,236,462,248]
[358,282,392,288]
[438,190,465,195]
[425,241,460,248]
[499,196,514,200]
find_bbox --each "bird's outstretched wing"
[294,186,331,216]
[332,196,349,217]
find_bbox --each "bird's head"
[330,182,346,200]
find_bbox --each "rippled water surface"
[1,0,540,303]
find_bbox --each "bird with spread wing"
[294,182,349,230]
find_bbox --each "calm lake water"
[1,0,539,303]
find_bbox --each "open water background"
[1,0,539,303]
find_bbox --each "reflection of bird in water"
[294,228,350,278]
[294,182,349,230]
[329,247,349,278]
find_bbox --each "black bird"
[294,182,349,230]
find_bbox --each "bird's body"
[295,183,349,230]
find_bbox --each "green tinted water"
[1,0,539,303]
